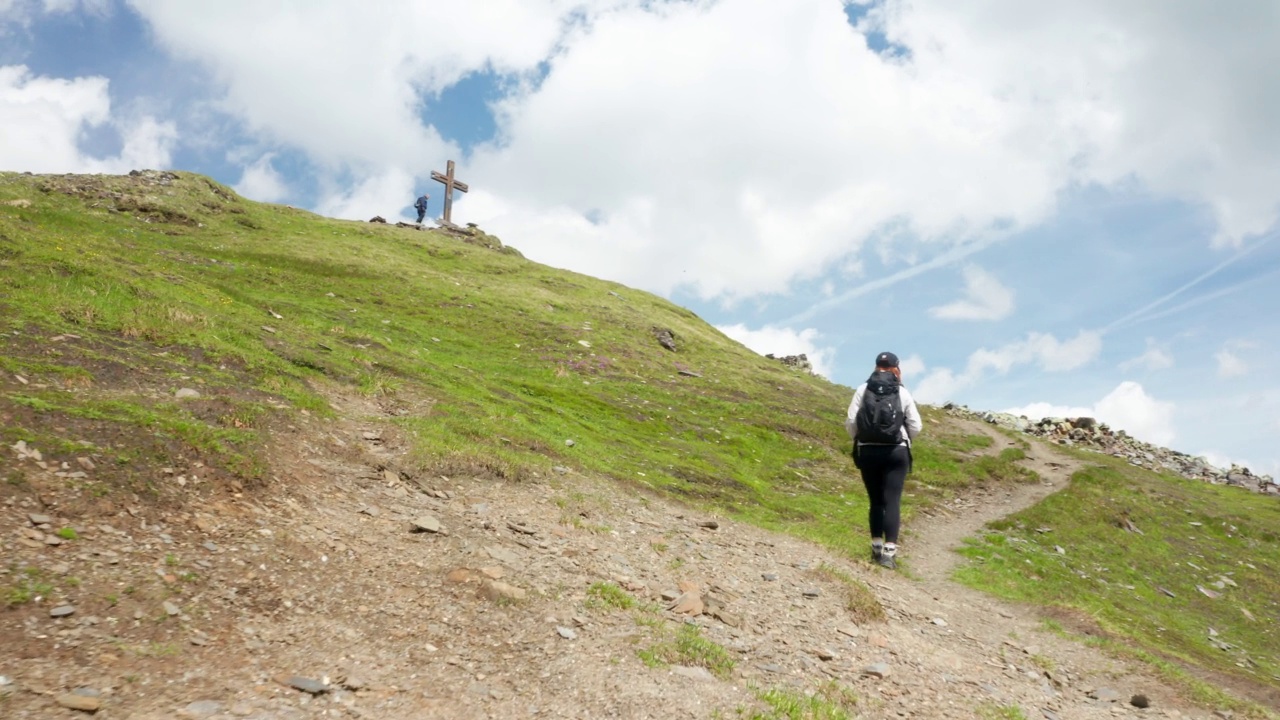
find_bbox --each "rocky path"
[0,403,1247,719]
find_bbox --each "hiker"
[846,351,922,569]
[413,193,430,223]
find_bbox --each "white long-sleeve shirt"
[845,382,923,446]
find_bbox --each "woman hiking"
[845,352,923,569]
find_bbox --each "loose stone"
[287,676,329,695]
[179,700,223,718]
[412,515,442,533]
[863,663,891,679]
[57,692,102,712]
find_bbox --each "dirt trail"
[907,418,1084,581]
[0,403,1240,719]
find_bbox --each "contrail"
[1108,264,1280,331]
[1101,229,1276,334]
[781,233,1008,325]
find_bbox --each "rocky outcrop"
[653,327,677,352]
[767,353,813,374]
[945,405,1277,495]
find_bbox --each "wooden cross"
[430,160,469,226]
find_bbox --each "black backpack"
[855,371,905,444]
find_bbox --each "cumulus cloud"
[0,65,174,173]
[469,0,1280,300]
[1214,349,1246,378]
[314,168,416,223]
[971,330,1102,374]
[123,0,610,174]
[898,354,926,379]
[97,0,1279,301]
[1196,450,1247,474]
[914,330,1101,403]
[866,1,1280,250]
[1119,338,1174,372]
[112,114,176,171]
[234,153,290,203]
[929,265,1015,321]
[716,323,835,379]
[1214,342,1250,379]
[1005,381,1176,447]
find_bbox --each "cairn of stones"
[945,405,1277,496]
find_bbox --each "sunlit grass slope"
[956,458,1280,715]
[0,171,1052,552]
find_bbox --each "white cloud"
[234,153,290,203]
[95,0,1280,300]
[865,1,1280,250]
[469,0,1280,300]
[314,168,416,223]
[1005,381,1176,447]
[0,65,174,173]
[0,65,108,170]
[1196,450,1247,474]
[912,367,961,404]
[123,0,610,174]
[1003,401,1095,421]
[970,330,1102,374]
[1214,342,1251,379]
[111,114,176,171]
[914,330,1101,403]
[928,265,1015,321]
[1119,338,1174,372]
[1214,349,1246,378]
[716,323,835,379]
[898,354,926,379]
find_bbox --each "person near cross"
[413,193,430,223]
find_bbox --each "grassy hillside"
[956,455,1280,712]
[2,171,1276,714]
[0,170,1014,555]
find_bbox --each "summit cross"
[430,160,469,226]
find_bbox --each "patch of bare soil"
[0,398,1242,719]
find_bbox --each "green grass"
[4,567,54,606]
[0,170,1043,546]
[585,581,636,611]
[741,681,859,720]
[955,460,1280,717]
[638,623,736,679]
[975,703,1027,720]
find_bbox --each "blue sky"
[2,0,1278,478]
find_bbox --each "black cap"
[875,351,899,368]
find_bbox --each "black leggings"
[857,444,911,543]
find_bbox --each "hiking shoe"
[877,553,897,570]
[871,545,883,563]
